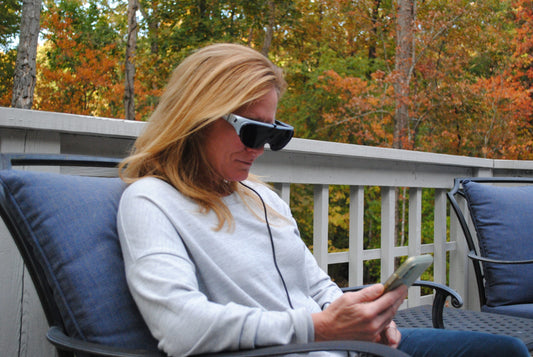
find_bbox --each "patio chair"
[0,153,417,357]
[447,177,533,319]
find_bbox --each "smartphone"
[383,255,433,293]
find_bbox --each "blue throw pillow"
[463,180,533,307]
[0,170,159,351]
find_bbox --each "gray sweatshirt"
[117,177,343,356]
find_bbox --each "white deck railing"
[2,106,533,356]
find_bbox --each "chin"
[229,173,250,182]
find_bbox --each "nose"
[245,145,264,157]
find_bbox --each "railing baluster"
[381,186,396,282]
[349,185,365,286]
[434,189,447,285]
[313,184,329,271]
[274,182,291,205]
[449,197,479,309]
[408,187,423,307]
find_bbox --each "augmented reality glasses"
[223,113,294,151]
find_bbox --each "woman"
[117,43,528,356]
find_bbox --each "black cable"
[239,181,294,309]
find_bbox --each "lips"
[237,159,254,167]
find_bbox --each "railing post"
[313,184,329,271]
[381,186,396,282]
[274,182,291,205]
[408,187,422,307]
[434,189,447,285]
[449,197,470,307]
[349,185,365,286]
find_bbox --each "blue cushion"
[482,303,533,319]
[0,170,159,351]
[463,180,533,308]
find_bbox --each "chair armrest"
[412,280,463,329]
[46,326,162,357]
[342,280,464,329]
[467,250,533,265]
[199,340,410,357]
[48,326,409,357]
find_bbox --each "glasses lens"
[240,124,270,149]
[269,130,293,151]
[240,123,293,151]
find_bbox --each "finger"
[346,284,384,304]
[385,284,408,300]
[343,286,403,330]
[378,285,407,311]
[375,297,403,325]
[372,291,406,331]
[392,285,408,308]
[383,323,402,348]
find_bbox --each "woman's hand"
[312,284,407,346]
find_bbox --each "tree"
[125,0,139,120]
[22,0,532,158]
[11,0,42,109]
[0,0,21,106]
[509,0,533,157]
[393,0,414,149]
[511,0,533,91]
[411,0,533,159]
[35,0,123,117]
[261,0,275,56]
[0,0,21,47]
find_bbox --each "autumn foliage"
[34,3,121,117]
[2,0,533,159]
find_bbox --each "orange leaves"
[35,41,123,117]
[318,68,395,146]
[34,2,124,118]
[417,73,533,159]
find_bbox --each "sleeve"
[117,188,315,356]
[303,247,344,310]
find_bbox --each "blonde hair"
[120,43,287,230]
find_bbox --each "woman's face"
[203,87,279,183]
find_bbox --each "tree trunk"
[261,0,275,57]
[393,0,415,149]
[393,0,415,247]
[124,0,139,120]
[139,1,159,55]
[11,0,42,109]
[368,0,382,61]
